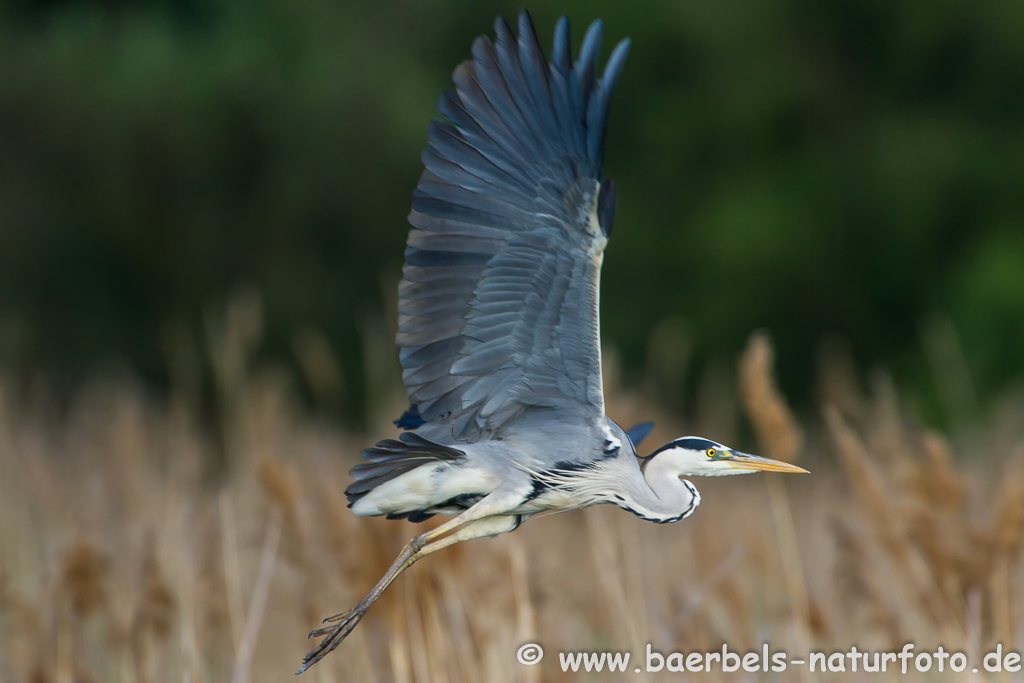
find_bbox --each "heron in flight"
[300,11,806,672]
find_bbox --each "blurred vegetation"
[2,325,1023,680]
[0,0,1022,426]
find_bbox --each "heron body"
[300,11,807,672]
[348,418,704,524]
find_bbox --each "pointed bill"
[725,451,809,474]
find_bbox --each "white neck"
[530,449,702,524]
[615,456,701,523]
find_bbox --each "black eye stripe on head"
[673,437,720,451]
[647,437,722,458]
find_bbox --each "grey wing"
[398,11,630,442]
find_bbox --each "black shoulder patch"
[525,460,595,501]
[393,404,427,430]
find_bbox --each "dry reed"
[1,307,1022,681]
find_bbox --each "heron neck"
[622,458,700,523]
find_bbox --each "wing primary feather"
[497,14,561,158]
[576,19,603,96]
[591,38,631,164]
[493,17,536,113]
[516,11,554,118]
[416,172,532,218]
[551,16,571,78]
[601,38,631,93]
[469,37,541,160]
[422,146,529,201]
[427,117,530,194]
[452,61,535,173]
[437,91,535,194]
[410,192,520,231]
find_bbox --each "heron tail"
[345,432,464,509]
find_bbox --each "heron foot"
[306,622,338,639]
[321,610,350,625]
[299,606,366,673]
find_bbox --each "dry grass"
[1,306,1023,681]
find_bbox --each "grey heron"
[300,10,807,672]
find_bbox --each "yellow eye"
[707,448,716,458]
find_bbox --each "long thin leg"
[308,507,496,624]
[298,516,520,673]
[298,488,527,673]
[311,504,505,625]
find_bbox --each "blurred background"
[1,0,1022,428]
[2,1,1024,681]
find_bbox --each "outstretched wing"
[398,11,630,442]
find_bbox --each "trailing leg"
[298,487,527,673]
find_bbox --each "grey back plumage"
[398,11,630,442]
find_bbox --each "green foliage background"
[1,0,1022,424]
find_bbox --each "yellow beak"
[725,451,809,474]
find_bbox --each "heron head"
[642,437,808,477]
